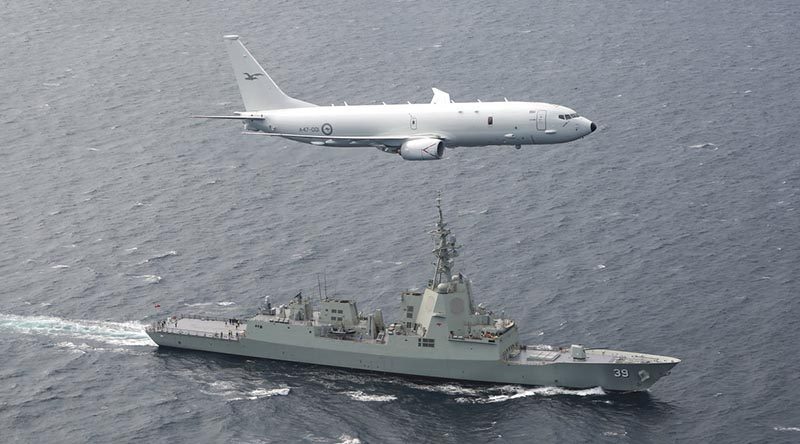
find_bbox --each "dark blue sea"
[2,0,799,442]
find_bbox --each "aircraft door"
[410,115,418,130]
[536,110,547,131]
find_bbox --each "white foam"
[54,341,137,355]
[144,275,162,284]
[245,387,291,400]
[134,275,161,284]
[407,382,481,396]
[185,302,214,307]
[688,142,718,150]
[139,250,178,264]
[210,381,236,390]
[372,260,403,265]
[124,247,138,253]
[603,430,628,437]
[212,386,290,402]
[56,341,87,354]
[0,313,155,347]
[343,390,397,402]
[455,386,605,404]
[217,301,236,306]
[336,434,362,444]
[51,264,70,269]
[774,426,800,432]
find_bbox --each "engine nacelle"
[399,138,444,161]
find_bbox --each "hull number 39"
[613,368,629,378]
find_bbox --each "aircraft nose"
[590,122,597,132]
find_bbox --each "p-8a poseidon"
[195,35,597,160]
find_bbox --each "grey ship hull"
[146,199,679,392]
[147,320,677,392]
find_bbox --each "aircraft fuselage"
[197,35,597,159]
[245,101,594,148]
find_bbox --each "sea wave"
[343,390,397,402]
[198,378,291,401]
[774,426,800,432]
[336,434,362,444]
[138,250,178,264]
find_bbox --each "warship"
[146,198,679,392]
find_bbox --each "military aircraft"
[195,35,597,160]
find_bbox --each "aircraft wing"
[242,131,443,148]
[430,88,451,104]
[193,115,266,120]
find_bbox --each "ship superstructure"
[147,198,679,391]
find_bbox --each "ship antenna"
[317,273,323,301]
[430,193,458,288]
[323,270,328,299]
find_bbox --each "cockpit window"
[558,114,564,120]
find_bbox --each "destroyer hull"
[148,330,677,392]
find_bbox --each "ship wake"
[0,313,155,348]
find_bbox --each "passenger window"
[488,116,493,125]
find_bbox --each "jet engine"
[399,138,444,161]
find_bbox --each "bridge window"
[418,338,435,348]
[488,116,493,125]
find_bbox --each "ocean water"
[1,0,799,442]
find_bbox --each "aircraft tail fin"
[223,35,316,111]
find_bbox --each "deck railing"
[146,320,245,341]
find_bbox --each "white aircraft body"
[197,35,597,160]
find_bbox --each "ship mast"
[430,195,459,288]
